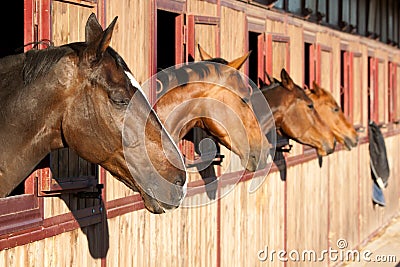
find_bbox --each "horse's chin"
[141,192,179,214]
[316,149,328,157]
[316,145,334,156]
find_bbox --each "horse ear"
[97,16,118,57]
[198,44,212,60]
[303,84,312,94]
[280,68,295,90]
[228,51,252,70]
[311,81,323,95]
[258,78,266,87]
[85,16,118,63]
[85,13,103,43]
[265,71,274,84]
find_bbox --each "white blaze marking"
[124,71,188,200]
[124,71,150,104]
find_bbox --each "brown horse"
[198,45,335,156]
[149,53,271,173]
[261,71,336,156]
[0,13,186,214]
[305,81,358,150]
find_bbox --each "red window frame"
[341,50,364,130]
[341,50,353,122]
[388,61,398,124]
[353,52,364,129]
[368,56,386,126]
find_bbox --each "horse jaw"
[123,70,188,212]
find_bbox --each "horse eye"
[111,98,130,106]
[333,107,340,112]
[307,103,314,109]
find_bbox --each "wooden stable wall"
[1,0,400,266]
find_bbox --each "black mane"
[260,81,281,92]
[23,46,69,85]
[22,43,130,86]
[156,61,226,93]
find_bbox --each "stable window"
[0,0,102,240]
[316,44,333,92]
[247,16,266,86]
[341,49,363,128]
[185,15,222,168]
[248,31,263,86]
[305,43,332,153]
[304,34,316,90]
[155,12,223,168]
[368,56,380,124]
[265,34,293,153]
[40,149,98,195]
[302,40,316,154]
[352,53,363,128]
[266,34,290,78]
[341,50,350,118]
[377,59,386,124]
[0,0,43,236]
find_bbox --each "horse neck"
[0,70,65,196]
[157,83,215,141]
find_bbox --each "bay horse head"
[0,13,186,214]
[261,69,336,156]
[153,49,271,172]
[305,81,358,150]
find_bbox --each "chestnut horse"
[150,53,271,173]
[304,81,358,149]
[198,45,335,156]
[0,13,186,214]
[260,71,336,156]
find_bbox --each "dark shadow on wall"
[58,193,110,258]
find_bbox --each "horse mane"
[260,81,281,92]
[23,46,69,85]
[157,60,226,92]
[22,42,131,87]
[204,58,229,64]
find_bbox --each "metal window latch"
[75,184,104,199]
